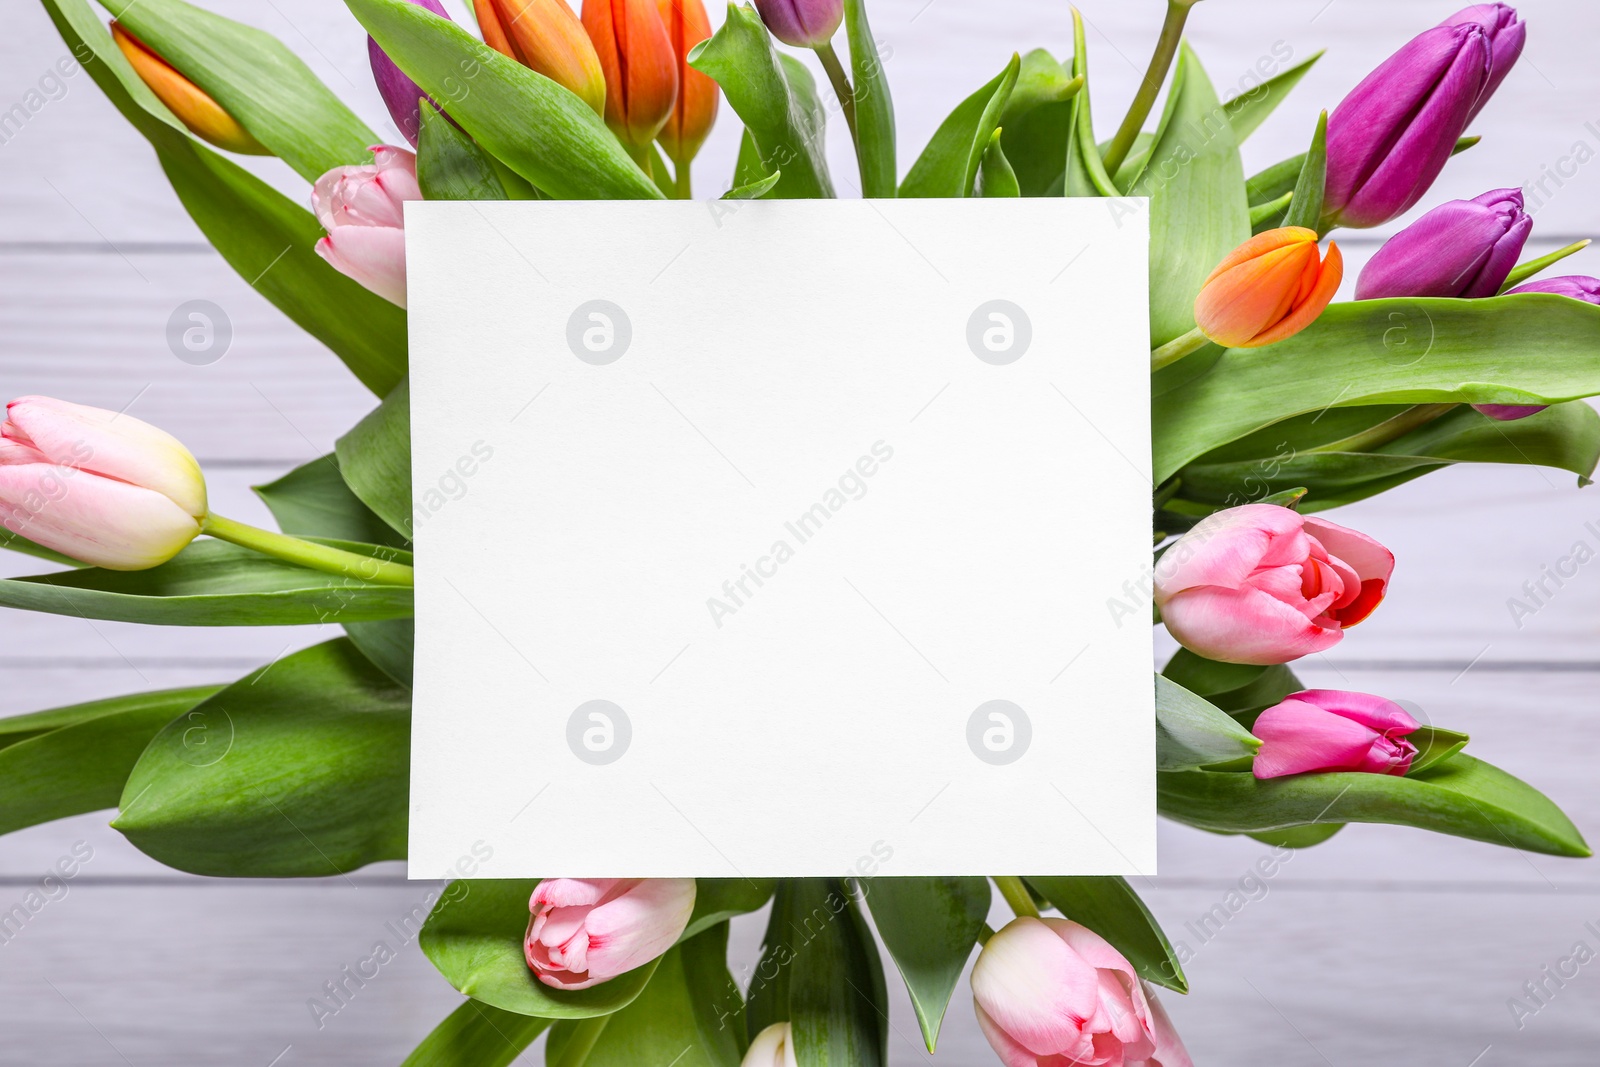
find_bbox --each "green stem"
[552,1014,611,1067]
[1307,403,1457,453]
[674,159,692,200]
[201,514,414,586]
[1150,325,1210,372]
[815,41,862,172]
[993,876,1041,920]
[1101,0,1196,177]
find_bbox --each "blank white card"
[406,198,1154,878]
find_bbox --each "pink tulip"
[311,145,420,308]
[1154,504,1394,666]
[1253,689,1421,779]
[524,877,695,989]
[742,1022,799,1067]
[972,917,1191,1067]
[0,397,207,570]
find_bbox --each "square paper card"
[406,198,1153,879]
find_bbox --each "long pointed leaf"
[863,877,988,1050]
[1222,49,1323,143]
[843,0,895,197]
[899,54,1020,198]
[1028,876,1187,993]
[401,1000,551,1067]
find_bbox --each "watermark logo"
[167,300,231,366]
[1372,303,1434,367]
[967,699,1031,765]
[567,699,632,765]
[567,300,631,365]
[967,300,1032,365]
[177,705,233,768]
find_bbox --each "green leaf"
[690,7,833,199]
[685,877,778,939]
[723,169,782,199]
[1247,823,1344,849]
[862,877,987,1051]
[1061,12,1119,198]
[1155,675,1260,771]
[1408,725,1472,775]
[401,1000,551,1067]
[254,454,408,548]
[1028,877,1187,994]
[1281,110,1326,231]
[648,142,681,199]
[336,377,414,540]
[0,686,220,835]
[108,0,378,181]
[347,0,660,200]
[1158,754,1591,858]
[843,0,895,198]
[0,527,81,567]
[1129,44,1250,347]
[1248,190,1292,231]
[112,639,411,875]
[344,617,415,688]
[39,0,408,396]
[417,106,510,201]
[976,129,1020,197]
[547,926,746,1067]
[1222,50,1323,143]
[993,50,1083,198]
[900,54,1020,198]
[1161,649,1303,715]
[1249,134,1479,211]
[1153,294,1600,482]
[1501,239,1593,292]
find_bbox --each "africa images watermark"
[1504,516,1600,629]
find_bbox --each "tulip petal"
[1162,584,1343,665]
[317,228,409,308]
[1245,242,1343,347]
[1143,987,1194,1067]
[1303,516,1395,592]
[531,878,620,909]
[0,465,200,570]
[1291,689,1420,735]
[582,877,695,980]
[1252,699,1385,778]
[1200,227,1318,287]
[745,1022,801,1067]
[971,917,1101,1056]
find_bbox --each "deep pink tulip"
[1252,689,1421,779]
[1355,188,1531,300]
[0,396,206,569]
[1154,504,1395,665]
[1477,275,1600,420]
[753,0,843,48]
[972,917,1191,1067]
[524,878,695,989]
[367,0,451,147]
[312,145,420,308]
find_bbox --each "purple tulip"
[1324,5,1524,229]
[1477,275,1600,420]
[367,0,451,148]
[753,0,843,48]
[1355,188,1531,300]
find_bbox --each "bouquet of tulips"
[10,0,1599,1061]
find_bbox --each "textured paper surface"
[406,199,1153,878]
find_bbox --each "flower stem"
[201,514,414,586]
[1307,404,1457,454]
[1150,325,1210,372]
[552,1015,610,1067]
[815,41,861,166]
[993,876,1041,920]
[1102,0,1197,178]
[675,160,692,200]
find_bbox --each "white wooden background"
[4,0,1600,1062]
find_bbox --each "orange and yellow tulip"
[655,0,719,171]
[110,22,268,155]
[582,0,680,159]
[1193,227,1344,349]
[473,0,607,117]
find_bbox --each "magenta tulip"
[971,917,1191,1067]
[524,878,695,989]
[0,396,206,569]
[312,145,419,308]
[1154,504,1395,665]
[1355,188,1531,300]
[1252,689,1421,779]
[367,0,451,146]
[753,0,843,48]
[1440,4,1526,122]
[1478,275,1600,420]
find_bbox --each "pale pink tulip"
[743,1022,799,1067]
[972,916,1191,1067]
[524,878,695,989]
[311,145,419,308]
[0,397,206,570]
[1154,504,1394,665]
[1253,689,1420,779]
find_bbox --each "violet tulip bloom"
[1477,275,1600,420]
[971,917,1192,1067]
[525,878,694,989]
[753,0,843,48]
[1355,188,1531,300]
[312,145,420,308]
[367,0,451,147]
[1252,689,1421,779]
[0,397,206,569]
[1154,504,1395,666]
[1324,5,1524,228]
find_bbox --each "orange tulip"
[110,22,268,155]
[581,0,679,158]
[655,0,719,170]
[1193,227,1344,349]
[473,0,606,117]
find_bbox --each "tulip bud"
[1476,275,1600,420]
[110,22,268,155]
[1252,689,1421,779]
[524,878,695,989]
[0,397,206,570]
[1356,188,1531,301]
[753,0,844,48]
[742,1022,799,1067]
[1154,504,1394,665]
[475,0,607,117]
[656,0,719,169]
[1193,228,1343,349]
[312,145,420,308]
[1324,6,1523,229]
[582,0,680,157]
[971,917,1192,1067]
[368,0,452,147]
